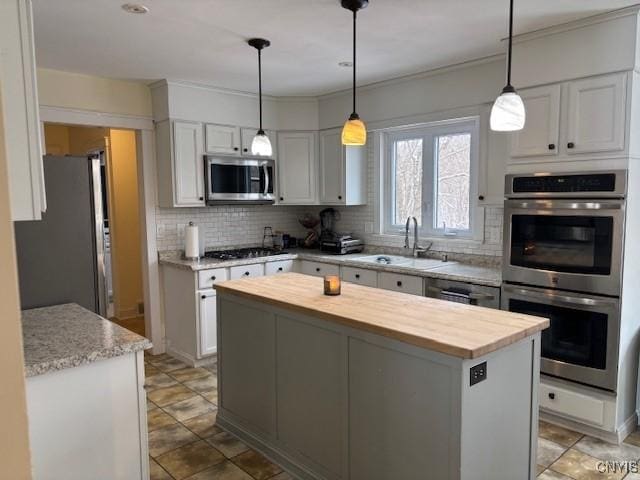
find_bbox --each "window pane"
[435,133,470,230]
[393,138,422,225]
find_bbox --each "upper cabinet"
[156,120,205,208]
[277,131,317,205]
[205,124,241,155]
[566,74,626,154]
[240,127,277,159]
[508,73,628,163]
[319,129,367,205]
[0,0,46,221]
[511,85,561,158]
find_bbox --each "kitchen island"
[22,303,151,480]
[215,273,549,480]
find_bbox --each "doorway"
[42,123,146,336]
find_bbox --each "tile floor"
[145,352,640,479]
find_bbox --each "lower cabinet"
[341,266,378,287]
[377,272,424,295]
[198,290,217,357]
[299,260,340,277]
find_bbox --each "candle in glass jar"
[324,275,341,296]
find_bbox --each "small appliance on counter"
[318,208,364,255]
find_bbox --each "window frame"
[381,117,480,240]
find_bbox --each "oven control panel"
[512,173,616,193]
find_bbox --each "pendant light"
[490,0,525,132]
[248,38,273,156]
[341,0,368,146]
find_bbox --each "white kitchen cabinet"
[230,263,265,280]
[265,260,294,275]
[197,268,229,290]
[377,272,424,296]
[0,0,46,221]
[566,73,626,154]
[341,266,377,287]
[510,85,561,158]
[205,123,241,155]
[156,120,205,207]
[241,127,277,159]
[198,290,217,357]
[299,260,340,277]
[277,131,317,205]
[319,129,367,205]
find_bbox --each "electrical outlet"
[470,362,487,386]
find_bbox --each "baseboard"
[540,410,637,444]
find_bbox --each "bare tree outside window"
[435,133,471,230]
[393,138,422,225]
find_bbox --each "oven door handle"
[263,164,270,196]
[502,285,618,308]
[428,287,495,301]
[507,201,623,211]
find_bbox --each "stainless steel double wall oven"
[501,171,626,391]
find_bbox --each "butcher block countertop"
[215,273,549,359]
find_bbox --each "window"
[382,118,479,239]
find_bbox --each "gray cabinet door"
[348,338,454,480]
[218,299,276,436]
[276,316,345,478]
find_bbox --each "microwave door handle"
[263,164,269,196]
[502,285,617,309]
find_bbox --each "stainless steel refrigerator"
[14,154,109,316]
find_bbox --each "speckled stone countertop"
[159,249,502,287]
[22,303,152,377]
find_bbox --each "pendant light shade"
[341,0,368,146]
[490,0,525,132]
[248,38,273,156]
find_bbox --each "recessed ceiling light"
[121,3,149,14]
[338,61,353,67]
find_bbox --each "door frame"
[40,106,164,354]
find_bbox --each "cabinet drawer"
[300,261,340,277]
[197,268,229,290]
[265,260,294,276]
[230,263,265,280]
[539,383,606,427]
[341,266,377,287]
[377,272,423,296]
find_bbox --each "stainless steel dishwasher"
[425,278,500,309]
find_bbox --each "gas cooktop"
[203,247,289,261]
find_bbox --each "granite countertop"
[159,249,502,287]
[22,303,152,377]
[215,273,547,359]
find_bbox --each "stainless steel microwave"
[205,156,275,205]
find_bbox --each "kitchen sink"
[353,254,455,271]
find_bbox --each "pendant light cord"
[507,0,513,87]
[352,9,357,115]
[258,48,263,131]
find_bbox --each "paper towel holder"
[184,221,201,260]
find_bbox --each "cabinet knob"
[567,142,575,149]
[355,274,360,279]
[478,195,485,201]
[397,281,403,287]
[234,147,239,151]
[199,196,204,201]
[548,143,555,150]
[201,295,206,299]
[279,197,284,201]
[211,276,216,281]
[244,271,250,276]
[243,148,248,152]
[278,267,283,272]
[338,195,342,200]
[316,267,321,272]
[548,392,555,400]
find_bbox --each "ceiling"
[32,0,639,97]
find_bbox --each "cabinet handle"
[199,196,204,201]
[316,267,321,272]
[567,142,575,149]
[397,281,403,287]
[355,274,360,279]
[244,271,250,276]
[211,276,216,281]
[338,195,342,200]
[234,147,239,151]
[548,143,555,150]
[243,148,248,152]
[548,392,555,400]
[279,197,284,201]
[201,295,206,299]
[278,267,283,272]
[478,195,485,201]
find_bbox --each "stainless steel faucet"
[404,216,431,257]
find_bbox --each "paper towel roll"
[184,222,200,259]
